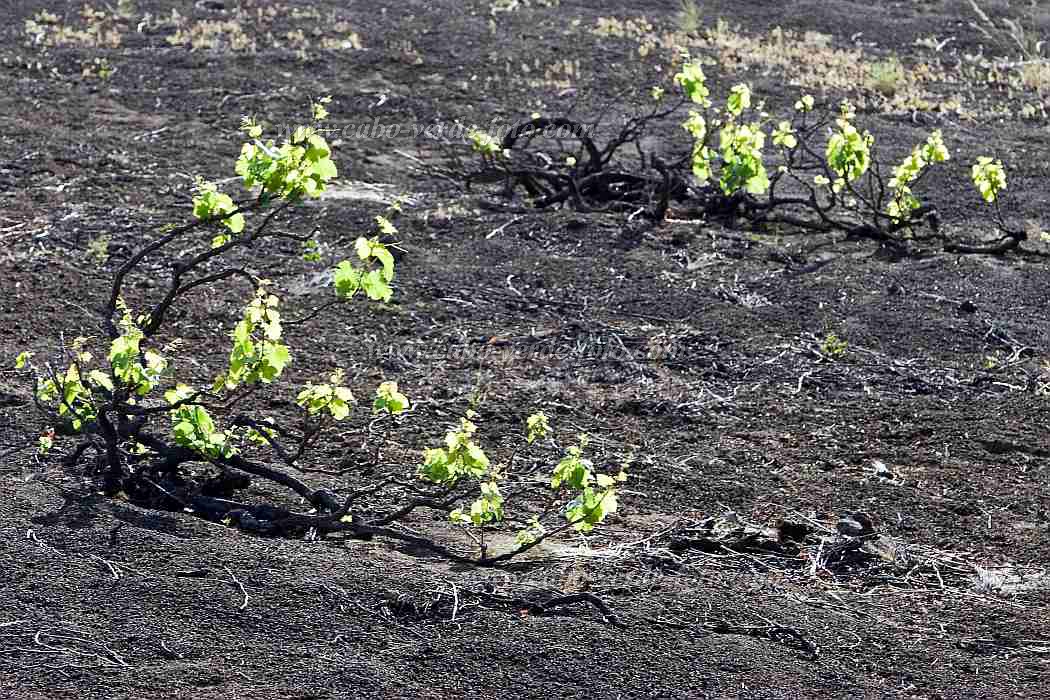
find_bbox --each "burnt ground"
[2,0,1050,697]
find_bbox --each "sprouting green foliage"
[422,414,627,541]
[240,115,263,139]
[375,215,397,237]
[21,101,417,537]
[418,414,504,530]
[717,82,770,195]
[726,83,751,117]
[887,130,950,222]
[469,65,1012,258]
[419,415,491,486]
[468,127,502,159]
[550,437,593,490]
[551,436,627,533]
[972,156,1007,203]
[887,151,925,221]
[675,64,769,196]
[301,238,322,262]
[234,98,338,202]
[244,418,278,447]
[25,104,397,449]
[38,429,54,455]
[86,234,110,263]
[674,58,711,107]
[564,480,621,533]
[165,384,234,458]
[820,332,848,359]
[216,286,291,391]
[28,305,165,433]
[202,100,339,249]
[36,363,96,432]
[771,121,797,149]
[918,129,950,167]
[333,219,398,303]
[664,75,985,221]
[718,121,769,196]
[525,411,550,444]
[826,100,872,185]
[515,515,545,546]
[297,369,355,420]
[373,381,410,415]
[312,95,331,122]
[450,480,504,526]
[107,303,167,396]
[794,94,815,112]
[192,178,244,244]
[356,232,396,284]
[683,110,713,183]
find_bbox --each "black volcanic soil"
[2,1,1050,698]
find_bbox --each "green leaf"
[295,376,356,421]
[466,442,490,470]
[372,245,396,282]
[420,447,453,484]
[515,518,545,546]
[89,370,114,392]
[306,134,331,160]
[375,216,398,236]
[262,318,282,342]
[225,213,245,234]
[744,167,770,195]
[551,446,593,490]
[311,156,337,181]
[825,116,872,182]
[333,261,362,298]
[726,83,751,116]
[165,384,194,404]
[191,406,215,435]
[193,196,213,219]
[373,381,409,414]
[673,60,710,106]
[972,157,1007,204]
[772,121,797,149]
[260,342,291,381]
[328,398,350,421]
[354,237,371,261]
[361,269,393,302]
[525,411,550,444]
[565,486,619,532]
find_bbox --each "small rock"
[836,511,876,538]
[872,459,895,479]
